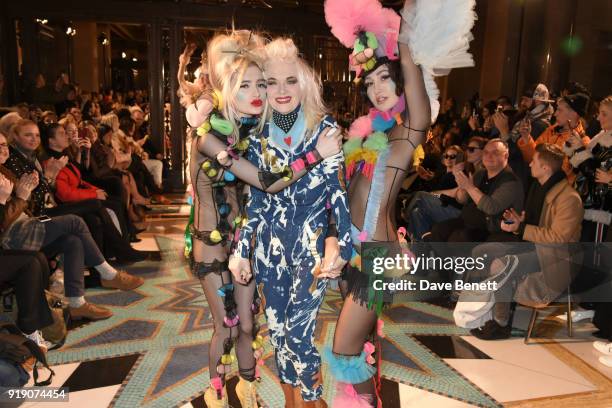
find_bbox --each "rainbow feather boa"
[343,96,404,180]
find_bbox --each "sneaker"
[101,271,144,291]
[556,309,594,322]
[69,302,113,321]
[25,330,48,352]
[599,355,612,368]
[470,319,512,340]
[593,341,612,356]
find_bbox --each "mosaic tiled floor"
[21,217,612,408]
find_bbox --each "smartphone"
[37,215,52,223]
[503,219,515,225]
[455,150,465,163]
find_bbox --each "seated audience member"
[118,115,167,203]
[468,143,583,340]
[428,139,524,242]
[0,250,52,353]
[92,125,149,222]
[43,123,138,245]
[4,120,145,262]
[0,131,143,321]
[464,136,487,174]
[565,95,612,242]
[0,112,22,140]
[407,145,465,241]
[517,92,591,183]
[82,100,102,124]
[566,96,612,361]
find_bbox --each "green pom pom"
[210,114,234,136]
[353,38,365,53]
[343,138,362,156]
[362,131,388,151]
[365,32,378,50]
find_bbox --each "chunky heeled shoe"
[203,378,228,408]
[235,377,259,408]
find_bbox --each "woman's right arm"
[197,126,341,193]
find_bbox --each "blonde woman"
[187,31,342,408]
[229,37,351,407]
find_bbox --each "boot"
[235,377,258,408]
[280,383,294,408]
[204,378,228,408]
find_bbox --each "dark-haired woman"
[324,0,476,405]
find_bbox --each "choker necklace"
[272,105,300,133]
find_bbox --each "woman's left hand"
[318,237,346,279]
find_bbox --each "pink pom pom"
[325,0,396,48]
[224,315,240,327]
[358,230,368,242]
[348,115,373,139]
[210,376,224,396]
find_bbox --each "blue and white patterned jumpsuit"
[234,111,352,401]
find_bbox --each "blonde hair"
[601,95,612,109]
[0,112,22,142]
[207,30,266,144]
[9,119,38,145]
[100,113,119,133]
[262,37,327,134]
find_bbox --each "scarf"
[272,105,300,133]
[524,170,566,226]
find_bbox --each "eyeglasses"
[0,143,8,149]
[443,154,457,160]
[466,146,481,153]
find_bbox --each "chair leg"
[567,289,573,338]
[524,308,538,344]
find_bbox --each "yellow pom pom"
[212,89,223,110]
[197,121,211,137]
[236,139,249,151]
[210,230,223,243]
[201,160,211,170]
[252,339,263,350]
[220,353,235,365]
[207,168,218,178]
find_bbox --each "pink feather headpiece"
[324,0,400,79]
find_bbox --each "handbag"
[41,291,69,349]
[0,323,54,386]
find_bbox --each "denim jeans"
[407,192,461,241]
